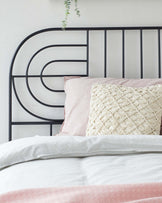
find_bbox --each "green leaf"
[62,0,80,28]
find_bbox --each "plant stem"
[62,0,80,29]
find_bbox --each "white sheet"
[0,135,162,194]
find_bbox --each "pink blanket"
[1,183,162,203]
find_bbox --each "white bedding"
[0,135,162,194]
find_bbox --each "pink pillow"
[60,77,162,136]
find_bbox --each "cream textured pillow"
[86,84,162,136]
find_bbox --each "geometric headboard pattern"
[9,26,162,141]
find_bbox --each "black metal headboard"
[9,26,162,141]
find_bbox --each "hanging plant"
[62,0,80,29]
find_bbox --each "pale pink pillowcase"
[60,77,162,136]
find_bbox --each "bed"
[1,26,162,202]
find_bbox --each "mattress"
[0,135,162,195]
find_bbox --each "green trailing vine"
[62,0,80,29]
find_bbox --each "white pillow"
[86,84,162,136]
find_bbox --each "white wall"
[0,0,162,143]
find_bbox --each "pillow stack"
[59,77,162,136]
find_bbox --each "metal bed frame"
[9,26,162,141]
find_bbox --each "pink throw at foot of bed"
[0,183,162,203]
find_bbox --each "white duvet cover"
[0,135,162,194]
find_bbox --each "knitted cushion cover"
[86,84,162,136]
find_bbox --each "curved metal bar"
[26,72,64,108]
[25,76,64,108]
[40,60,87,92]
[12,78,63,121]
[25,45,87,107]
[10,26,162,76]
[26,44,87,78]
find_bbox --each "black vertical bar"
[122,30,125,78]
[86,30,89,76]
[104,30,107,77]
[9,76,12,141]
[50,124,52,136]
[158,29,161,78]
[140,29,143,78]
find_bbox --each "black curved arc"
[25,76,64,108]
[12,78,64,121]
[9,26,162,77]
[9,26,162,83]
[40,60,87,92]
[25,45,87,107]
[26,44,87,77]
[25,44,87,75]
[25,72,64,107]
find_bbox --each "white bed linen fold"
[1,135,162,170]
[0,135,162,194]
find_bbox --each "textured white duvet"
[0,135,162,194]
